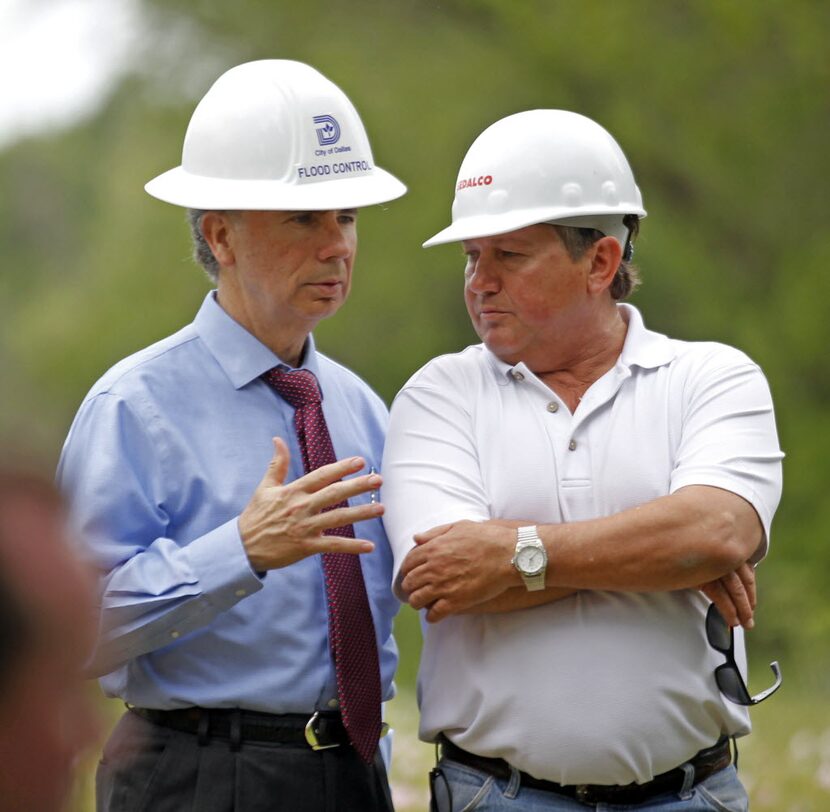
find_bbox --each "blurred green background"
[2,0,828,809]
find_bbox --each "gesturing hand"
[239,438,383,571]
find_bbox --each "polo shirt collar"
[194,291,320,389]
[485,303,676,383]
[616,304,676,371]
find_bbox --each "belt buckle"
[304,712,340,751]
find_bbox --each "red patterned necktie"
[264,367,382,763]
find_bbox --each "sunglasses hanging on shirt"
[705,603,782,706]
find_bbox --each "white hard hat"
[145,60,406,210]
[424,109,645,248]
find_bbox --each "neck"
[215,289,311,368]
[530,306,628,411]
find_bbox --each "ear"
[586,236,623,295]
[201,211,238,269]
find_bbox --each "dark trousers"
[96,710,396,812]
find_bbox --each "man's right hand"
[239,437,383,571]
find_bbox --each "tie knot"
[264,368,322,409]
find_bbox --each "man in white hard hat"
[382,110,783,810]
[58,60,405,811]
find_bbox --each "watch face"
[517,545,545,576]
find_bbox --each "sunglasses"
[705,603,782,705]
[428,763,453,812]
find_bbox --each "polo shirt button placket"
[568,439,577,451]
[547,401,559,413]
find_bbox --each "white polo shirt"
[382,304,783,785]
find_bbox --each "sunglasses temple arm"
[749,660,783,705]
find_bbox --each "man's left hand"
[400,520,517,622]
[699,562,756,629]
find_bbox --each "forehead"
[461,223,562,250]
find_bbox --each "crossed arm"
[398,484,762,627]
[384,352,781,631]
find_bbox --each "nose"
[317,213,355,262]
[465,254,501,295]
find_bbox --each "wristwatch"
[512,526,547,591]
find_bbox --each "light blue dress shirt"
[58,292,399,714]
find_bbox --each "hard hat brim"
[423,205,646,248]
[145,166,407,211]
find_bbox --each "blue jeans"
[431,759,749,811]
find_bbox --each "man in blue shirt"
[58,60,406,812]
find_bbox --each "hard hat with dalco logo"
[145,60,406,210]
[423,109,645,249]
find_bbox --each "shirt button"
[170,631,180,639]
[511,370,524,381]
[568,439,577,451]
[547,401,559,413]
[235,589,247,597]
[327,698,340,709]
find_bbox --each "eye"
[289,212,314,225]
[337,211,358,225]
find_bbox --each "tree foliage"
[1,0,827,685]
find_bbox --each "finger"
[294,456,367,493]
[700,580,738,628]
[400,553,443,592]
[399,545,429,578]
[705,575,754,629]
[721,571,754,629]
[310,535,375,555]
[736,562,757,610]
[413,523,455,545]
[426,599,452,623]
[260,437,290,487]
[407,584,437,612]
[311,503,384,532]
[307,473,383,512]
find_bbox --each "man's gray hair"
[187,209,221,283]
[552,215,641,301]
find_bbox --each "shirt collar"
[485,302,676,383]
[193,291,320,389]
[616,304,676,370]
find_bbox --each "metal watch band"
[514,525,547,592]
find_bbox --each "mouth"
[306,279,344,294]
[478,307,511,320]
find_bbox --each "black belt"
[129,706,360,751]
[439,735,732,806]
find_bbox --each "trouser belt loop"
[678,762,695,800]
[197,710,210,747]
[229,709,242,752]
[504,765,521,799]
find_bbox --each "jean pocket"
[694,766,749,812]
[438,759,497,812]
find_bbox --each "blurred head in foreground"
[0,471,99,812]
